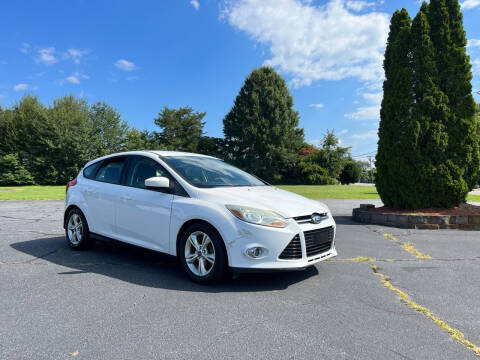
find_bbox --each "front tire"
[65,208,94,250]
[179,223,227,284]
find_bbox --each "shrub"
[0,153,35,186]
[339,161,361,185]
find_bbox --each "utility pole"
[368,156,373,183]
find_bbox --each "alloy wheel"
[67,213,83,245]
[184,231,216,277]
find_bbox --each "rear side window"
[83,162,102,180]
[95,158,125,184]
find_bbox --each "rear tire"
[179,223,227,284]
[65,208,94,250]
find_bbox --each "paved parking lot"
[1,200,480,359]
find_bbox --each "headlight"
[226,205,287,228]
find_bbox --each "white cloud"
[35,47,58,65]
[65,72,89,84]
[461,0,480,9]
[351,129,377,140]
[346,105,379,120]
[190,0,200,10]
[66,48,90,64]
[13,83,29,91]
[345,1,375,12]
[361,91,382,104]
[20,42,31,54]
[309,103,324,109]
[472,58,480,76]
[114,59,139,71]
[346,90,382,121]
[468,39,480,48]
[223,0,389,87]
[338,129,348,135]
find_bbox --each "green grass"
[277,185,381,199]
[1,184,480,202]
[278,185,480,202]
[0,185,65,200]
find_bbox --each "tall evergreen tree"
[223,66,304,183]
[429,0,478,190]
[410,3,466,207]
[376,9,416,208]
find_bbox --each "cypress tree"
[376,9,416,208]
[411,3,465,208]
[223,66,304,183]
[429,0,478,192]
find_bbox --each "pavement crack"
[370,264,480,357]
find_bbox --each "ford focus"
[64,151,337,283]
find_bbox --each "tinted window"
[83,161,102,179]
[162,156,266,188]
[126,157,170,189]
[95,158,125,184]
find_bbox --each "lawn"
[0,186,65,201]
[1,184,480,202]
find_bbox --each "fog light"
[245,246,268,259]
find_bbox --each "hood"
[196,186,329,218]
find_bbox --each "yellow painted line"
[371,265,480,356]
[383,233,431,259]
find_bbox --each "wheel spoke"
[198,257,206,275]
[201,235,211,250]
[75,230,81,241]
[188,234,200,250]
[185,254,198,264]
[204,253,215,264]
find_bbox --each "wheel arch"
[175,219,228,262]
[63,204,83,229]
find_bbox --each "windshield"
[162,156,267,188]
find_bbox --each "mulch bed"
[367,203,480,216]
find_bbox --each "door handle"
[121,195,132,201]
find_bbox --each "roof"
[149,150,213,158]
[83,150,214,168]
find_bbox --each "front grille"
[279,234,302,260]
[304,226,334,257]
[293,213,328,224]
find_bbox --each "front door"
[115,156,173,253]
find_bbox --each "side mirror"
[145,176,170,190]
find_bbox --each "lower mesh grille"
[304,226,334,257]
[279,234,302,260]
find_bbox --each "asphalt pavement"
[1,200,479,359]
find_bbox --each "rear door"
[82,156,127,237]
[115,156,174,252]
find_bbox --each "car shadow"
[333,215,359,225]
[10,236,319,293]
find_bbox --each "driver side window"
[126,157,169,189]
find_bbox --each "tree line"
[0,67,364,186]
[376,0,480,209]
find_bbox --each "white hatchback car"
[64,151,337,283]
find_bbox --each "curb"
[352,204,480,230]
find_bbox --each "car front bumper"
[225,215,337,270]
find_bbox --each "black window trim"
[121,155,190,197]
[93,156,128,185]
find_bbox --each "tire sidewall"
[179,223,227,284]
[65,208,92,250]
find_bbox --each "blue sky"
[1,0,479,159]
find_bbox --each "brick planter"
[352,204,480,230]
